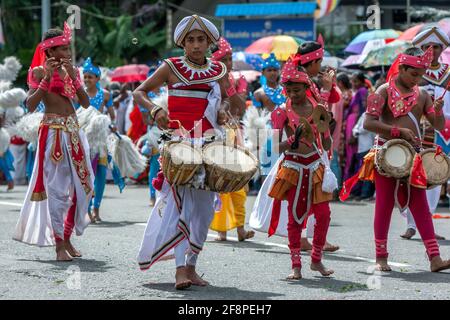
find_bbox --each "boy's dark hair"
[43,28,64,57]
[296,41,322,68]
[401,47,425,71]
[43,28,63,41]
[337,73,351,90]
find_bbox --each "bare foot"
[237,227,255,242]
[149,197,156,207]
[323,241,340,252]
[186,265,209,286]
[311,262,334,276]
[435,233,446,241]
[300,237,312,251]
[430,256,450,272]
[375,257,392,272]
[400,228,416,240]
[56,245,73,262]
[64,239,82,258]
[88,212,96,224]
[215,231,227,241]
[286,267,302,280]
[175,267,192,290]
[6,181,14,192]
[93,208,102,222]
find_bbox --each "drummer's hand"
[217,108,228,126]
[155,109,169,130]
[434,98,444,114]
[399,128,418,143]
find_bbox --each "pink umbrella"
[441,48,450,64]
[110,64,150,83]
[398,24,425,41]
[438,18,450,37]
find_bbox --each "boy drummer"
[362,47,450,272]
[134,15,239,290]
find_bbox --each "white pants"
[13,128,94,246]
[138,182,216,269]
[9,144,27,185]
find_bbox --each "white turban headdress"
[174,15,220,47]
[413,26,450,50]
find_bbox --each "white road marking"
[0,201,22,207]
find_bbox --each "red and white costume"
[137,15,227,270]
[13,23,94,246]
[402,27,450,230]
[250,58,336,269]
[340,47,443,261]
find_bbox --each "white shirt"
[353,113,375,153]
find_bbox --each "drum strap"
[394,179,410,211]
[407,112,422,140]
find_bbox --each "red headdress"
[386,46,434,82]
[27,22,72,89]
[211,37,232,61]
[281,56,310,84]
[293,34,325,66]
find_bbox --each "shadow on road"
[89,221,143,228]
[282,277,370,293]
[402,238,450,247]
[142,282,285,299]
[356,270,450,283]
[17,258,113,273]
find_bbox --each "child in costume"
[134,15,236,290]
[341,47,450,272]
[269,57,336,280]
[13,23,94,262]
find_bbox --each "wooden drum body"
[202,142,259,193]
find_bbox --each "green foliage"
[0,0,166,86]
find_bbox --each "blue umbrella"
[232,52,264,71]
[345,29,401,54]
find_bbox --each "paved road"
[1,184,450,300]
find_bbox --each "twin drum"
[375,139,450,187]
[161,140,259,193]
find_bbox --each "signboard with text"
[224,18,315,51]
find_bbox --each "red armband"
[320,89,331,102]
[367,92,385,117]
[226,85,237,97]
[287,135,295,146]
[73,78,82,91]
[391,125,401,138]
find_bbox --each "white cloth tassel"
[0,128,10,155]
[321,152,338,193]
[13,112,44,145]
[107,133,148,177]
[85,114,111,158]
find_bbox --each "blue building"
[214,2,318,51]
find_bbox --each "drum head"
[376,139,414,179]
[385,145,409,168]
[168,142,202,165]
[420,150,450,185]
[203,144,257,173]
